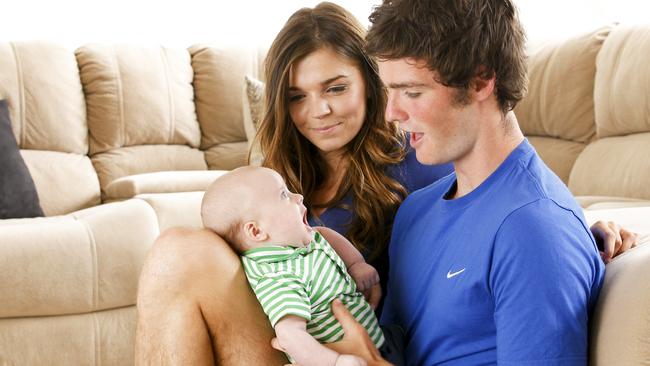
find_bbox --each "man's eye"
[405,91,421,98]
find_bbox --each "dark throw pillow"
[0,99,44,219]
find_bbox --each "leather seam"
[112,46,126,148]
[10,42,26,147]
[161,47,175,143]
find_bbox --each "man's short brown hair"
[366,0,528,113]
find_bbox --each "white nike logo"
[446,268,466,279]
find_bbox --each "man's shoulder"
[495,198,596,253]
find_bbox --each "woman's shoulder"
[388,144,454,193]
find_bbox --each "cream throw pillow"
[242,76,265,166]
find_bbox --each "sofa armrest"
[590,240,650,364]
[0,199,159,318]
[103,170,227,201]
[135,191,204,232]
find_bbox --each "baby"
[201,166,384,366]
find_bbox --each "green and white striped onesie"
[241,230,385,349]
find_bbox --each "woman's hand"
[324,299,393,366]
[590,220,638,263]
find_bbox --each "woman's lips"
[311,122,342,134]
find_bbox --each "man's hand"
[324,299,393,366]
[590,220,638,263]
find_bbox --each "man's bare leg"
[135,227,287,365]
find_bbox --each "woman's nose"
[310,97,331,119]
[293,192,304,204]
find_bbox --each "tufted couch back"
[0,42,264,215]
[516,25,650,208]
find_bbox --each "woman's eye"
[281,190,289,199]
[289,94,304,103]
[327,85,348,94]
[405,91,421,98]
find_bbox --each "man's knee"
[140,227,240,287]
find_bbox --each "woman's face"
[288,47,367,158]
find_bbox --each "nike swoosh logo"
[446,268,466,279]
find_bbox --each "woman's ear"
[244,221,268,242]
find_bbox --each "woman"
[134,3,636,365]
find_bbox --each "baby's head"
[201,166,313,253]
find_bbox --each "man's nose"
[385,93,406,123]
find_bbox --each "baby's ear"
[243,221,268,242]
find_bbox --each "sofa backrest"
[515,26,612,184]
[0,42,101,216]
[568,26,650,200]
[75,44,208,194]
[189,45,264,170]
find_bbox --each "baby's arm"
[315,226,380,292]
[274,315,366,366]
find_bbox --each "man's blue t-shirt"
[308,146,453,292]
[381,140,605,365]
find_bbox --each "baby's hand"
[347,262,380,292]
[335,354,368,366]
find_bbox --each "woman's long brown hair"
[253,2,407,260]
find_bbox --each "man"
[331,0,605,364]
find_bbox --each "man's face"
[378,58,478,166]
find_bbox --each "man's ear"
[243,221,268,242]
[471,67,496,102]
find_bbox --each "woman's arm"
[274,315,366,366]
[590,221,638,263]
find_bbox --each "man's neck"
[452,111,524,199]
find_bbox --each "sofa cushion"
[0,306,136,366]
[578,196,650,210]
[0,100,44,219]
[104,170,227,201]
[203,141,249,170]
[0,42,88,154]
[190,45,255,148]
[91,144,208,194]
[527,136,585,184]
[0,199,158,317]
[190,45,265,170]
[594,25,650,138]
[21,150,101,216]
[76,44,200,154]
[515,26,611,143]
[569,133,650,200]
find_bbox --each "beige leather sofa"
[515,24,650,365]
[0,23,649,365]
[0,42,263,365]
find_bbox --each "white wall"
[517,0,650,47]
[0,0,377,49]
[1,0,648,50]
